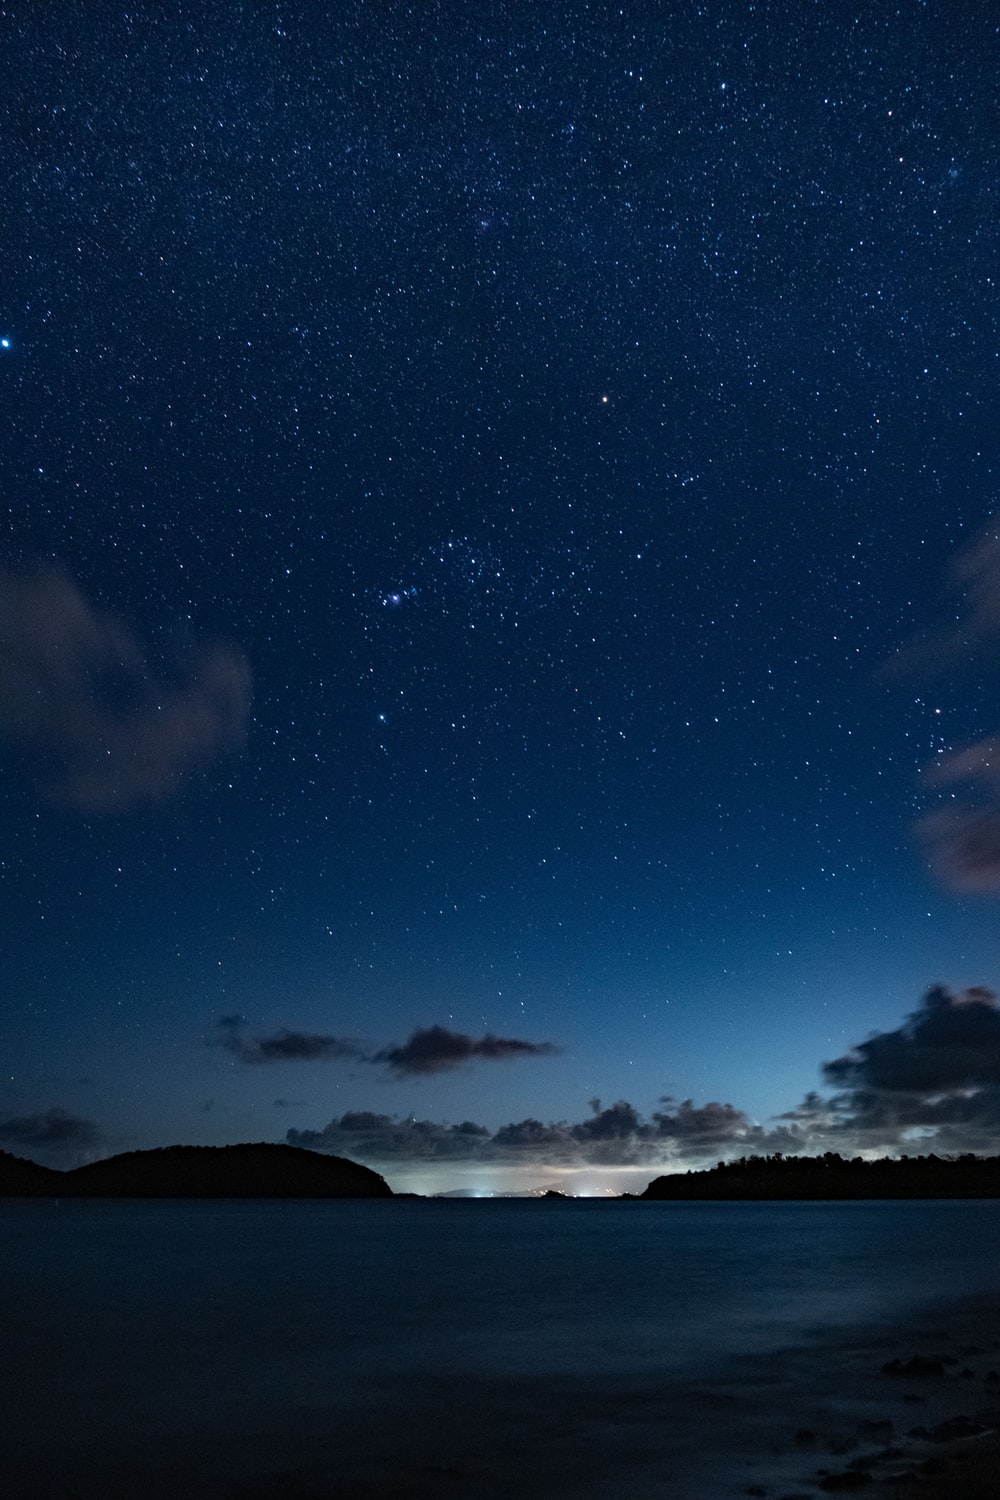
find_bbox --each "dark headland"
[639,1150,1000,1199]
[0,1142,392,1198]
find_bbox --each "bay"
[4,1198,999,1497]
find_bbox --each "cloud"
[216,1017,364,1065]
[214,1019,558,1075]
[372,1024,560,1076]
[652,1097,752,1141]
[289,1111,496,1162]
[897,525,1000,893]
[286,987,1000,1172]
[756,986,1000,1159]
[0,1106,102,1162]
[823,984,1000,1095]
[289,1095,755,1169]
[918,780,1000,894]
[951,529,1000,644]
[0,565,251,811]
[887,527,1000,680]
[278,982,1000,1174]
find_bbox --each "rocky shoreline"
[738,1301,1000,1498]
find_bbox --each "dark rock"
[793,1429,818,1447]
[923,1415,992,1443]
[858,1419,893,1439]
[816,1470,870,1491]
[881,1356,946,1377]
[917,1455,950,1475]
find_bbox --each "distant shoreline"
[6,1144,1000,1201]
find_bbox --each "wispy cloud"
[897,525,1000,892]
[0,566,251,812]
[216,1017,365,1065]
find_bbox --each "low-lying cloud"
[0,1106,102,1163]
[288,1095,758,1168]
[0,566,251,811]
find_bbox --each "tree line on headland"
[637,1151,1000,1199]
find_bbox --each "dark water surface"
[5,1198,1000,1497]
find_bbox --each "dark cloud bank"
[288,1096,752,1168]
[288,988,1000,1169]
[0,566,250,811]
[814,983,1000,1156]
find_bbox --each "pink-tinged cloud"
[0,566,251,811]
[373,1024,560,1076]
[903,527,1000,894]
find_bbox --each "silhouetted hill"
[0,1143,392,1198]
[639,1151,1000,1200]
[0,1149,63,1196]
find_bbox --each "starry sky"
[4,1,1000,1193]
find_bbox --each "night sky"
[5,2,1000,1193]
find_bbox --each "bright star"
[380,586,417,608]
[0,338,10,350]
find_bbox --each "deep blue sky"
[4,1,1000,1192]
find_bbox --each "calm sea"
[4,1198,1000,1498]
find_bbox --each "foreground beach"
[218,1296,1000,1499]
[729,1293,1000,1499]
